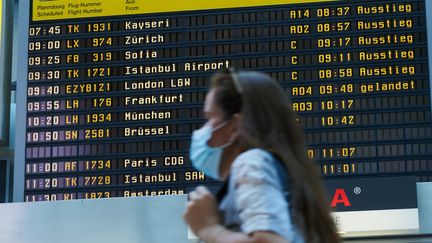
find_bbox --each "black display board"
[16,0,432,202]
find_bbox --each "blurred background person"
[184,70,340,243]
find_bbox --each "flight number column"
[25,22,119,202]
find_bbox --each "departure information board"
[17,0,432,202]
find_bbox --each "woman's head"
[209,70,306,155]
[207,70,340,243]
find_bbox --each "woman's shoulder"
[231,148,279,179]
[234,148,273,162]
[233,148,275,164]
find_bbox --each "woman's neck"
[219,144,243,180]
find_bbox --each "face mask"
[189,121,231,180]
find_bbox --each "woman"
[183,70,340,243]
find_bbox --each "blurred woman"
[184,70,340,243]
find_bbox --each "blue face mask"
[189,121,231,180]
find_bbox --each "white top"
[219,148,304,242]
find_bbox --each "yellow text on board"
[32,0,334,21]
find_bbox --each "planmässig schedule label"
[21,0,432,202]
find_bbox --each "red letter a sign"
[331,189,351,207]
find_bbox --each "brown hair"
[211,71,340,243]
